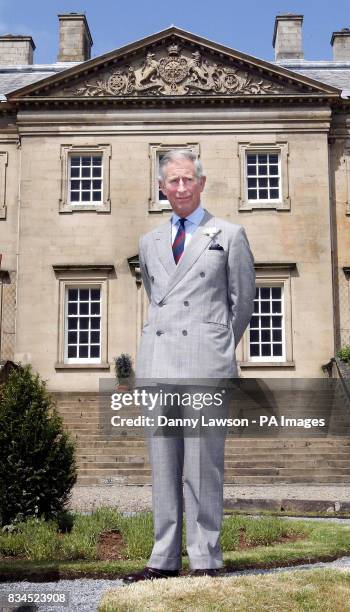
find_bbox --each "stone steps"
[55,390,350,485]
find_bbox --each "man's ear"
[159,180,167,198]
[200,176,206,192]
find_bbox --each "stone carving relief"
[71,44,284,97]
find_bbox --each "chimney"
[273,14,304,61]
[331,29,350,61]
[0,34,35,65]
[58,13,93,62]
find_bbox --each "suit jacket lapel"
[153,221,176,277]
[161,210,214,301]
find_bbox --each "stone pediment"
[7,27,340,103]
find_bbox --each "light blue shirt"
[171,205,205,249]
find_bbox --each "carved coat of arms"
[74,44,283,97]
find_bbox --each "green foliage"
[337,345,350,364]
[114,354,133,379]
[0,507,124,561]
[0,364,77,527]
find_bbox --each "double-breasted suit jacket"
[136,209,255,379]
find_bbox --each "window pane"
[82,157,91,166]
[91,317,100,330]
[270,178,279,187]
[273,344,282,357]
[270,165,278,175]
[262,344,271,356]
[80,318,89,329]
[71,167,79,177]
[91,302,100,315]
[82,168,90,177]
[68,317,78,330]
[261,301,270,313]
[250,330,259,342]
[261,316,270,328]
[68,302,77,315]
[91,289,100,300]
[68,331,77,343]
[269,154,278,163]
[272,316,282,328]
[273,329,282,342]
[93,191,101,201]
[68,346,77,358]
[92,156,102,166]
[270,189,279,199]
[248,189,257,200]
[258,165,267,175]
[247,178,257,188]
[82,191,90,201]
[70,157,80,166]
[80,289,89,300]
[258,154,267,163]
[90,345,100,358]
[272,301,281,313]
[272,288,281,299]
[250,344,260,356]
[261,329,271,342]
[92,167,102,177]
[68,289,78,301]
[250,316,259,328]
[91,331,100,343]
[259,178,268,187]
[259,189,268,199]
[261,288,270,299]
[79,302,89,315]
[247,154,256,164]
[79,331,89,344]
[70,192,79,201]
[79,345,89,358]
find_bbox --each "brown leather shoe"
[189,569,220,577]
[123,566,179,583]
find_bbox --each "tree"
[0,364,77,526]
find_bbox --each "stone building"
[0,12,349,392]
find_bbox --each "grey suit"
[136,209,255,569]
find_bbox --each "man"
[124,149,255,582]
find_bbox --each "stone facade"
[0,15,349,392]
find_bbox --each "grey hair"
[158,149,203,182]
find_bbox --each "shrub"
[0,364,77,527]
[337,345,350,364]
[114,353,133,379]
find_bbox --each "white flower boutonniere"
[203,226,220,239]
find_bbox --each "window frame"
[64,285,102,364]
[53,264,114,370]
[59,144,111,213]
[248,284,285,363]
[238,142,290,211]
[240,264,295,368]
[148,143,200,212]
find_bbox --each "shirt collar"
[171,204,205,227]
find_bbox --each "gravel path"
[1,556,350,612]
[68,484,350,513]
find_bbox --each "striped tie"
[172,218,187,264]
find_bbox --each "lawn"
[1,508,350,581]
[99,569,350,612]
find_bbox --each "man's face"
[160,158,206,218]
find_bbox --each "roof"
[0,63,80,99]
[277,60,350,98]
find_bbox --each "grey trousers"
[147,430,226,570]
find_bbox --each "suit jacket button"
[156,330,163,336]
[182,330,188,336]
[200,272,205,277]
[184,300,189,306]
